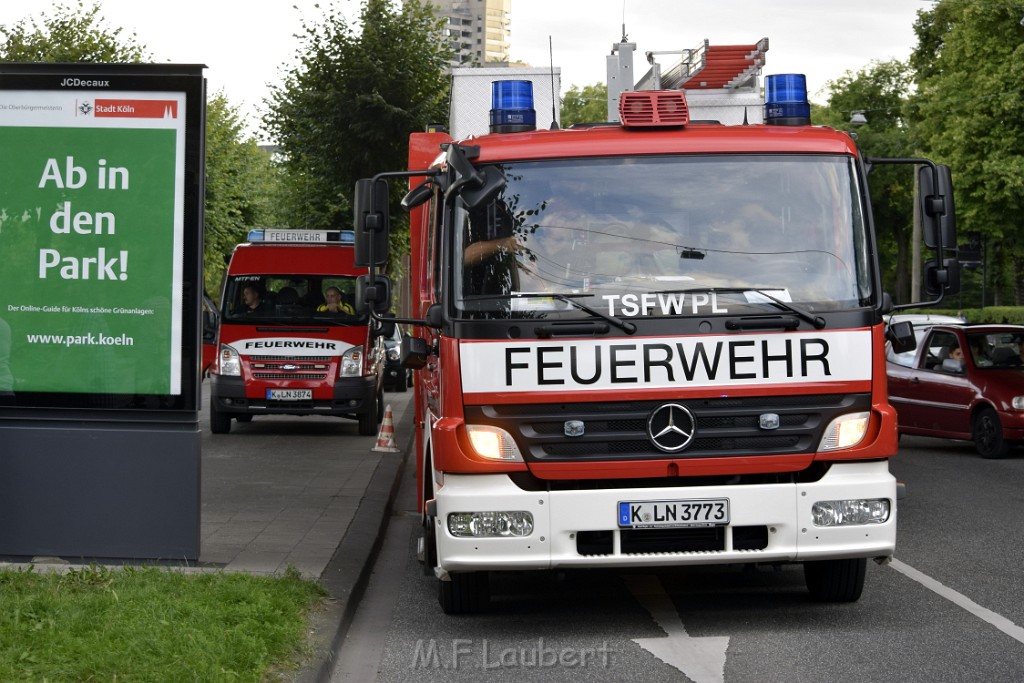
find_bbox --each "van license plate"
[618,499,730,528]
[267,389,312,401]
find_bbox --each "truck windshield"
[453,155,871,319]
[222,275,367,325]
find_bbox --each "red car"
[886,323,1024,458]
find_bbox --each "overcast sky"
[1,0,928,141]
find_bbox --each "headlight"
[387,347,400,361]
[466,425,524,462]
[340,345,363,377]
[448,511,534,537]
[218,344,241,376]
[812,499,890,526]
[1012,396,1024,410]
[818,412,869,451]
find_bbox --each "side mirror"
[374,314,396,339]
[919,164,956,251]
[924,257,961,297]
[401,180,433,210]
[353,178,390,267]
[424,302,445,329]
[355,273,392,314]
[886,320,917,355]
[401,335,429,370]
[460,165,507,209]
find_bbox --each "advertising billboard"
[0,66,204,410]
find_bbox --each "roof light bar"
[246,229,355,244]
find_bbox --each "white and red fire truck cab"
[357,76,957,613]
[208,229,385,435]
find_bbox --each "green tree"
[911,2,1024,305]
[560,82,608,127]
[1,2,283,294]
[817,61,916,304]
[204,93,281,294]
[264,0,451,269]
[0,1,149,62]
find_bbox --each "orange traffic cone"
[373,404,400,452]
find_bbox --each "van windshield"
[222,275,367,325]
[453,155,871,320]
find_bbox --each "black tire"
[438,571,490,615]
[376,387,385,423]
[396,372,408,393]
[973,406,1008,459]
[421,515,438,577]
[358,394,377,436]
[210,403,231,434]
[804,558,866,602]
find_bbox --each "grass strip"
[0,564,326,682]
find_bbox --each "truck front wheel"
[210,403,232,434]
[358,390,378,436]
[803,557,866,602]
[439,571,490,615]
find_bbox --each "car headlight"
[217,344,241,376]
[1012,396,1024,410]
[812,499,890,526]
[818,412,869,451]
[340,345,363,377]
[466,425,524,462]
[387,347,400,362]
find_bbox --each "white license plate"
[618,498,730,528]
[266,389,312,401]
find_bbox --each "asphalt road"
[332,435,1024,683]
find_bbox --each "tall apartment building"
[428,0,511,66]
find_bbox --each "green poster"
[0,124,180,395]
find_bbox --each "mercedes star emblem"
[647,403,696,453]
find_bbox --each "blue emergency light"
[489,80,536,134]
[764,74,811,126]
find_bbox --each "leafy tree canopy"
[264,0,451,237]
[0,1,149,62]
[204,93,281,293]
[560,82,608,127]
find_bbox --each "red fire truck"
[355,72,957,613]
[208,229,386,435]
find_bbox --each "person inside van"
[317,286,355,315]
[240,284,271,315]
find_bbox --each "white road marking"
[890,558,1024,644]
[625,574,730,683]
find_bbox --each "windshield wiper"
[649,287,826,330]
[463,292,636,334]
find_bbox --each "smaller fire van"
[208,229,386,435]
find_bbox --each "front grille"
[252,372,328,380]
[576,525,769,555]
[465,393,870,462]
[246,354,331,382]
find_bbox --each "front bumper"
[434,460,896,572]
[210,374,378,416]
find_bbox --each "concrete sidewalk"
[198,388,413,580]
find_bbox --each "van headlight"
[340,346,363,377]
[218,344,241,376]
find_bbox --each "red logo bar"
[93,99,178,119]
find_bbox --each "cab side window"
[920,331,961,372]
